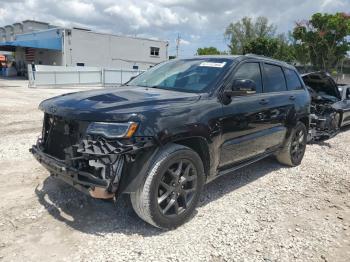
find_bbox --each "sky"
[0,0,349,57]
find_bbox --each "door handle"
[289,95,296,101]
[259,99,269,105]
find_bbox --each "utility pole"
[176,33,181,58]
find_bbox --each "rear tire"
[130,144,205,229]
[276,122,307,167]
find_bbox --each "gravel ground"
[0,78,349,262]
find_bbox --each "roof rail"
[244,53,291,66]
[245,53,268,58]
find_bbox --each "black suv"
[31,55,310,229]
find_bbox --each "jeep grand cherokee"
[31,55,310,229]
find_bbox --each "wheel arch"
[119,136,211,194]
[283,113,309,147]
[173,136,211,179]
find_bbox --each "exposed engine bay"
[308,94,340,140]
[302,72,342,141]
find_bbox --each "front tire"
[276,121,307,167]
[130,144,205,229]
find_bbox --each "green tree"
[196,47,222,55]
[289,43,310,66]
[225,16,276,54]
[293,12,350,71]
[274,34,296,62]
[242,34,295,62]
[243,37,278,57]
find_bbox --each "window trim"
[261,62,288,93]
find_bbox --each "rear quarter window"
[285,68,303,90]
[263,64,287,93]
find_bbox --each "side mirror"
[225,79,256,97]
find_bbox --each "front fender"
[118,146,160,194]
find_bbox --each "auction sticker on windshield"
[199,62,226,68]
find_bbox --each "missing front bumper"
[30,145,115,199]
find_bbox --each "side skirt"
[207,149,279,183]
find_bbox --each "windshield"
[127,58,232,93]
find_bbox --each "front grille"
[42,114,88,160]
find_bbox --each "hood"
[302,72,341,102]
[39,86,201,122]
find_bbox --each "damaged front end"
[309,100,341,141]
[302,72,342,142]
[30,113,154,199]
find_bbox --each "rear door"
[259,63,294,142]
[283,67,310,123]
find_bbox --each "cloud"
[65,1,96,18]
[180,39,190,45]
[0,0,349,56]
[104,2,187,30]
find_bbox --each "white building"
[0,20,169,75]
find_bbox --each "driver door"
[219,61,276,167]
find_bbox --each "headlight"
[86,122,138,139]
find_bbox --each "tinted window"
[233,62,262,93]
[263,64,287,92]
[285,68,302,90]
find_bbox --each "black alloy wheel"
[276,121,307,167]
[290,128,307,164]
[130,144,204,229]
[157,160,197,217]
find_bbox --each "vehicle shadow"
[341,125,350,133]
[35,156,283,236]
[198,156,282,207]
[309,138,332,147]
[35,178,163,236]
